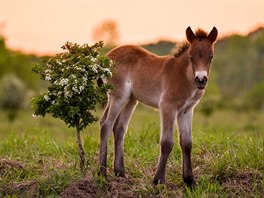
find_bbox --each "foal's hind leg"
[113,98,138,177]
[99,96,129,177]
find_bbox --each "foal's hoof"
[153,177,165,185]
[184,177,196,189]
[98,167,107,177]
[114,170,125,177]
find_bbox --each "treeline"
[0,27,263,112]
[0,38,43,90]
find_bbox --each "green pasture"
[0,106,263,197]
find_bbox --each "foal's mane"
[173,42,190,57]
[174,28,208,57]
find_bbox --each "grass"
[0,106,263,197]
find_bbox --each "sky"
[0,0,263,55]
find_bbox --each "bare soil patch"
[220,170,263,197]
[60,175,137,198]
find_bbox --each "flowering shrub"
[31,41,113,131]
[31,41,114,175]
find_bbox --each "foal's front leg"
[154,104,177,185]
[177,109,195,187]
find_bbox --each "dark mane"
[195,28,208,39]
[173,41,190,57]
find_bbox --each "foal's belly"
[131,86,161,109]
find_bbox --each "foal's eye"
[209,55,213,62]
[188,55,193,62]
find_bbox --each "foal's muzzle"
[194,71,208,89]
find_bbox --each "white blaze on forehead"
[195,71,207,79]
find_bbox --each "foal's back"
[107,45,170,108]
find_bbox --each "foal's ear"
[208,27,218,43]
[186,26,196,43]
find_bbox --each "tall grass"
[0,108,263,197]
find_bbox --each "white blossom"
[59,78,69,86]
[56,60,62,65]
[32,114,43,118]
[79,85,85,92]
[70,74,76,79]
[76,67,85,72]
[72,86,79,93]
[45,75,51,81]
[44,94,50,101]
[64,91,73,98]
[102,68,112,77]
[91,57,97,63]
[91,64,98,73]
[82,77,87,83]
[109,59,114,65]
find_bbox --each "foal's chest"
[180,89,204,113]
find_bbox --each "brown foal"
[99,27,218,187]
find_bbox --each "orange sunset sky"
[0,0,263,55]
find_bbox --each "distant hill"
[141,40,176,56]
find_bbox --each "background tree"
[31,41,114,176]
[0,74,28,121]
[92,20,120,47]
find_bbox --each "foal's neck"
[177,51,196,89]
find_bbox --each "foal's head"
[186,27,218,89]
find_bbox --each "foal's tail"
[97,77,107,108]
[97,77,104,88]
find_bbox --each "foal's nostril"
[203,76,207,83]
[195,76,207,84]
[195,77,199,83]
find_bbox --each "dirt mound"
[0,158,25,171]
[60,179,97,198]
[60,176,136,198]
